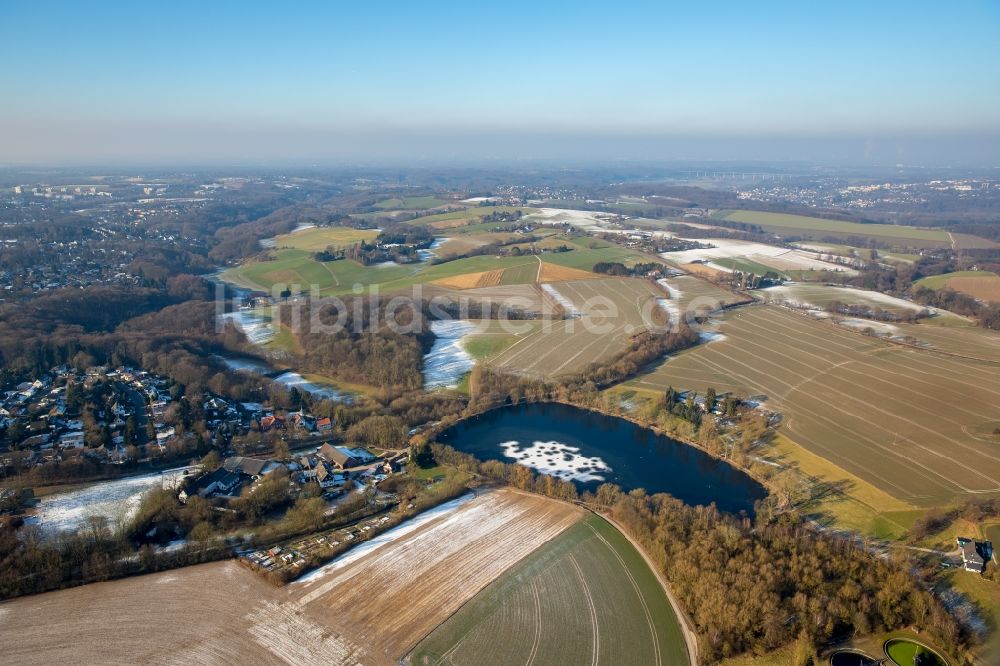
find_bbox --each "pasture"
[488,277,670,377]
[629,304,1000,505]
[721,210,953,247]
[409,513,689,666]
[221,250,543,296]
[273,226,379,251]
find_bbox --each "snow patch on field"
[30,468,191,536]
[499,440,611,483]
[657,278,683,300]
[424,320,477,389]
[837,318,899,335]
[656,299,680,324]
[661,239,853,273]
[246,600,366,665]
[218,310,275,345]
[273,372,346,401]
[216,355,271,374]
[295,493,475,586]
[541,283,580,316]
[761,284,927,312]
[699,331,728,343]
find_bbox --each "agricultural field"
[0,492,584,666]
[409,205,538,229]
[272,225,379,251]
[660,238,855,277]
[892,321,1000,363]
[720,210,954,247]
[409,513,690,666]
[221,250,544,296]
[0,560,365,666]
[489,277,669,377]
[658,274,749,312]
[375,196,451,210]
[757,283,932,316]
[629,304,1000,505]
[916,270,1000,303]
[292,490,583,664]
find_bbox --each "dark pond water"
[438,402,767,515]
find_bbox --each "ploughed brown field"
[630,304,1000,505]
[489,277,669,377]
[0,490,582,666]
[942,274,1000,304]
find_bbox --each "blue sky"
[2,1,999,164]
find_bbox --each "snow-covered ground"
[216,355,271,374]
[661,238,852,273]
[294,493,475,585]
[218,310,275,345]
[423,320,477,390]
[540,283,580,316]
[836,318,900,335]
[657,277,683,300]
[523,208,631,234]
[416,237,448,262]
[760,284,928,312]
[273,372,346,401]
[28,468,193,537]
[499,440,611,483]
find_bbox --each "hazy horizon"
[3,0,999,166]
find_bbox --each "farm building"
[318,443,358,469]
[957,537,993,572]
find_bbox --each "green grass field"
[221,250,545,295]
[408,513,689,666]
[539,245,653,271]
[374,196,450,210]
[915,270,999,290]
[220,239,659,297]
[410,205,538,227]
[722,210,951,246]
[273,226,379,251]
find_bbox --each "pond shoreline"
[430,397,774,503]
[434,400,767,514]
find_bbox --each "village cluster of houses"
[0,365,180,470]
[179,444,406,504]
[0,365,340,479]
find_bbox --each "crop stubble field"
[489,277,669,377]
[409,513,689,666]
[1,490,585,666]
[630,304,1000,504]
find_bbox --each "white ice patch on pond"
[218,310,274,345]
[273,372,346,401]
[499,440,611,483]
[29,468,192,537]
[424,320,476,390]
[541,283,580,317]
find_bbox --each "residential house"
[958,537,993,573]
